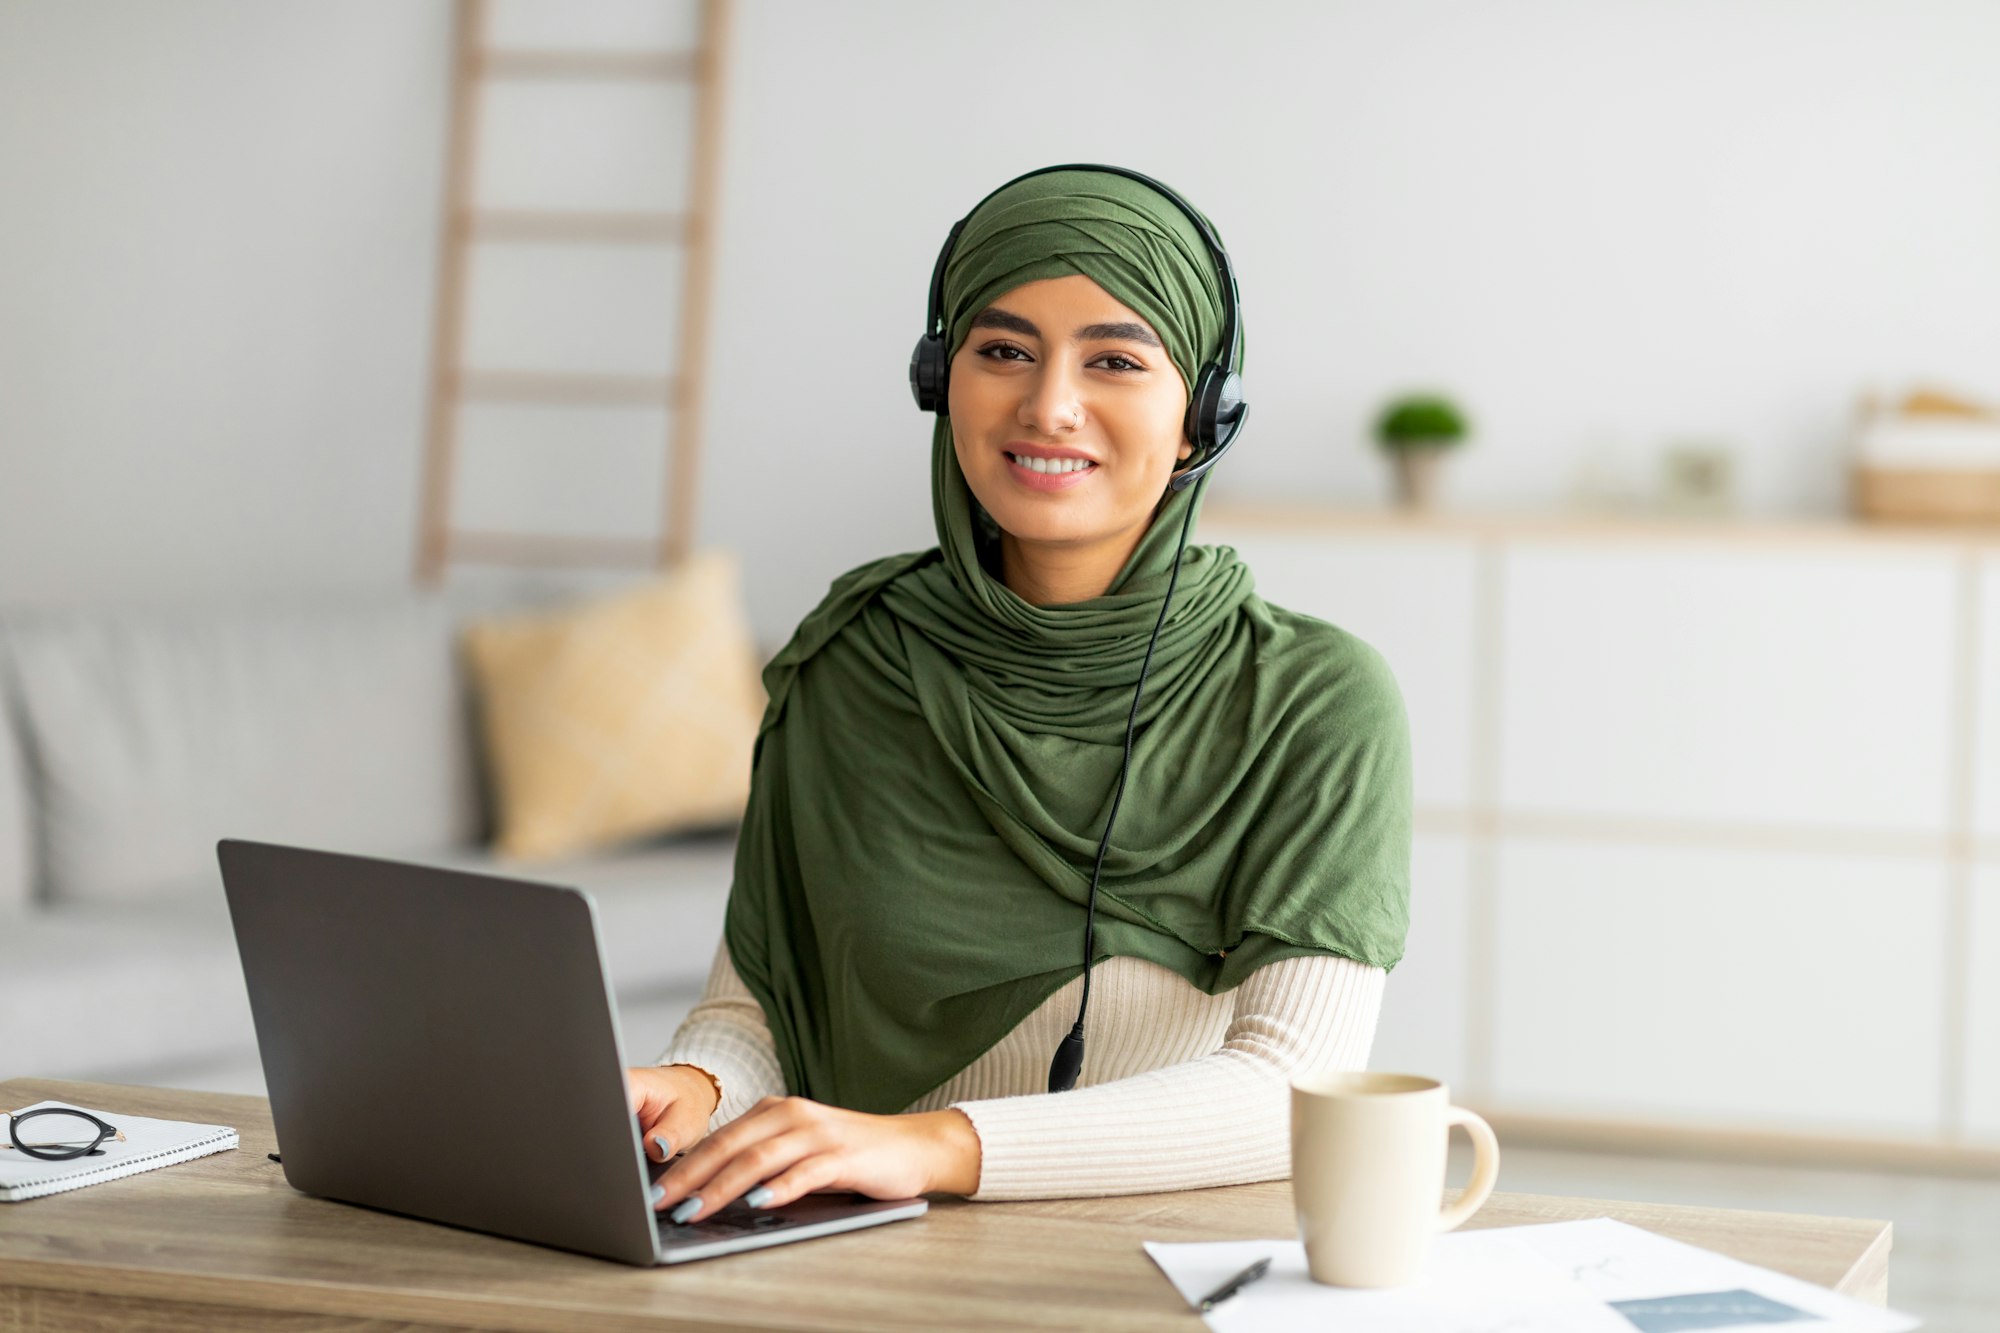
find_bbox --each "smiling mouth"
[1004,452,1098,475]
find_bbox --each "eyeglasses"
[4,1107,127,1161]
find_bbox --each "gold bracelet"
[664,1062,723,1115]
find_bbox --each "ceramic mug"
[1290,1071,1501,1287]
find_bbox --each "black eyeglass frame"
[5,1106,125,1160]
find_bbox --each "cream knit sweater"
[655,938,1387,1201]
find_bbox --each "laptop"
[215,838,927,1265]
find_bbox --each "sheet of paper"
[1485,1219,1920,1333]
[1144,1235,1630,1333]
[1145,1218,1922,1333]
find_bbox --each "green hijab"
[724,169,1410,1114]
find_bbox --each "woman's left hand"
[652,1097,981,1222]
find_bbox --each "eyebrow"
[969,306,1163,349]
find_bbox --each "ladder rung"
[447,531,663,569]
[464,209,691,245]
[477,48,699,81]
[456,370,681,407]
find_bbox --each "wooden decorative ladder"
[413,0,732,585]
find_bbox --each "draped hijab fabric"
[724,170,1411,1114]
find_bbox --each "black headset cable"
[1046,470,1208,1093]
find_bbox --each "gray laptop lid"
[217,839,662,1265]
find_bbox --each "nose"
[1015,359,1083,435]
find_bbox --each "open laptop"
[215,838,926,1265]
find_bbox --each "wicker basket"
[1851,464,2000,525]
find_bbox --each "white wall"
[0,1,451,607]
[3,0,1999,648]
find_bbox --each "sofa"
[0,580,743,1086]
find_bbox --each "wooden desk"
[0,1078,1892,1332]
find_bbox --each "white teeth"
[1009,453,1095,474]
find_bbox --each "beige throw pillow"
[462,551,766,863]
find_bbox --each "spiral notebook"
[0,1101,238,1202]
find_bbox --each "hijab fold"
[725,170,1411,1113]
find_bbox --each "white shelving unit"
[1202,504,2000,1167]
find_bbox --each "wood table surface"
[0,1078,1893,1332]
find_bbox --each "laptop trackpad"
[654,1192,929,1264]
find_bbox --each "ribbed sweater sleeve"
[653,936,787,1127]
[659,936,1388,1198]
[949,952,1385,1200]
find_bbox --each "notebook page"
[0,1100,238,1202]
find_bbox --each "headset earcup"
[1186,364,1249,455]
[1211,369,1246,446]
[1173,367,1248,491]
[909,333,950,414]
[1185,366,1220,455]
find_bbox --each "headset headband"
[920,163,1241,378]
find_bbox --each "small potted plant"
[1374,393,1469,510]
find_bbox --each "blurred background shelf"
[1201,505,2000,1172]
[1206,501,2000,550]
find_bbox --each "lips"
[1004,442,1099,464]
[1002,450,1098,492]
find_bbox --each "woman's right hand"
[627,1064,723,1165]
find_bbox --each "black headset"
[908,162,1249,490]
[908,164,1249,1092]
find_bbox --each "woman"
[626,166,1411,1222]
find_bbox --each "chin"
[981,500,1109,548]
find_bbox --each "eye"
[976,342,1152,374]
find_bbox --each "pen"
[1196,1255,1271,1311]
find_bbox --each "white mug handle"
[1436,1105,1500,1232]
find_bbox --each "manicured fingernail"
[648,1183,666,1206]
[745,1185,773,1209]
[652,1134,672,1159]
[669,1195,702,1224]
